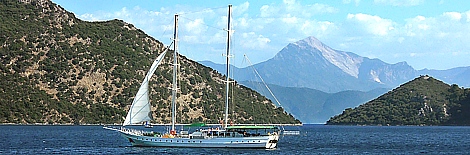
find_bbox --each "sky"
[51,0,470,70]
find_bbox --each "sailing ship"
[114,5,280,149]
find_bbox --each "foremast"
[171,14,179,134]
[224,4,232,129]
[170,5,231,131]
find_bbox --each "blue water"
[1,125,470,154]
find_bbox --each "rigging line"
[228,31,234,124]
[177,6,227,15]
[229,47,236,124]
[230,68,234,124]
[178,16,226,31]
[159,18,175,41]
[244,54,283,107]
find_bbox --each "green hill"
[0,0,300,125]
[327,75,470,125]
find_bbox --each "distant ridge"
[240,81,388,123]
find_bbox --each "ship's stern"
[265,132,280,149]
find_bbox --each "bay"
[1,124,469,154]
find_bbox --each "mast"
[171,14,179,133]
[224,4,232,129]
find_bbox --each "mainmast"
[171,14,179,134]
[224,4,232,129]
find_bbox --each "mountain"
[326,75,470,125]
[204,36,418,93]
[240,81,389,123]
[0,0,300,125]
[204,36,470,93]
[419,67,470,88]
[199,60,241,76]
[201,36,470,124]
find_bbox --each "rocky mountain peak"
[293,36,325,50]
[291,36,364,78]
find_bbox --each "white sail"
[123,50,168,126]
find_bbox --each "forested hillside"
[0,0,300,125]
[327,75,470,125]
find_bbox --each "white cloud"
[417,24,429,30]
[283,0,295,5]
[403,16,428,36]
[241,1,339,47]
[343,0,361,6]
[374,0,424,6]
[443,12,462,21]
[184,18,206,35]
[309,3,338,14]
[346,13,395,36]
[79,13,100,21]
[301,20,336,38]
[237,17,249,28]
[260,5,278,18]
[234,2,250,15]
[466,10,470,22]
[282,14,298,24]
[240,32,271,49]
[206,31,226,44]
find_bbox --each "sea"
[1,124,470,154]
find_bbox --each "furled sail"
[123,49,168,126]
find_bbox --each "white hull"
[119,130,279,149]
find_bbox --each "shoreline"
[0,123,304,126]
